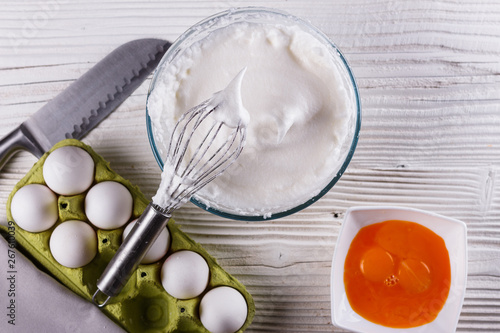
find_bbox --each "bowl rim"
[145,6,362,221]
[330,205,468,333]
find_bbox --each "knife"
[0,38,171,170]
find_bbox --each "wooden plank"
[1,0,499,331]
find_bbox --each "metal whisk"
[92,98,246,307]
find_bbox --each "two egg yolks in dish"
[344,220,451,328]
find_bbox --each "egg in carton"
[2,139,254,333]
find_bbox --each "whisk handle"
[92,203,171,307]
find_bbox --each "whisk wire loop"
[186,125,245,196]
[168,101,214,171]
[161,98,246,212]
[182,120,222,179]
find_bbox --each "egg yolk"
[360,247,394,282]
[343,220,451,328]
[398,258,432,294]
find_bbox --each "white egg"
[199,286,248,333]
[123,219,170,264]
[161,250,210,299]
[49,220,97,268]
[10,184,58,232]
[43,146,95,195]
[85,181,133,230]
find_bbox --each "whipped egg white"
[148,17,355,218]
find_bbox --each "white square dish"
[331,206,468,333]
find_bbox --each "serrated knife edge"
[0,39,171,170]
[71,43,169,140]
[27,39,170,149]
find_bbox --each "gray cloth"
[0,236,125,333]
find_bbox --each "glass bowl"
[146,7,361,221]
[331,206,468,333]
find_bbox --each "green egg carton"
[2,139,254,333]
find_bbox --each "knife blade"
[0,38,171,170]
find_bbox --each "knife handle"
[0,125,45,171]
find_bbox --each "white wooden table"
[1,0,499,332]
